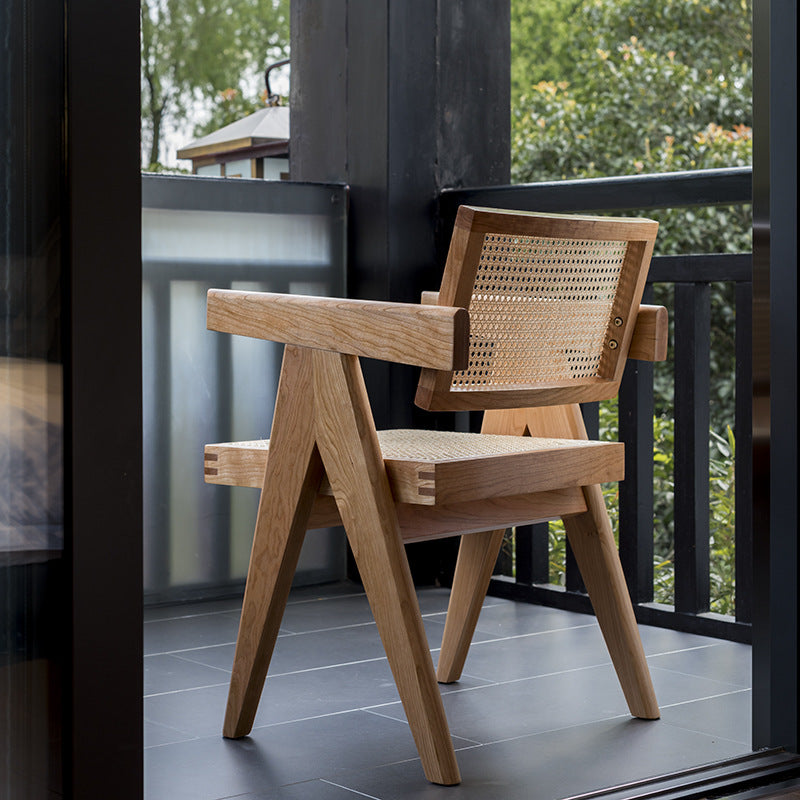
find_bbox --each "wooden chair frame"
[204,206,666,786]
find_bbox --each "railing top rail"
[142,173,349,216]
[439,167,751,215]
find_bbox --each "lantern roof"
[177,106,289,161]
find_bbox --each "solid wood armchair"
[204,206,666,785]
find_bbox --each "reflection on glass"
[1,0,65,795]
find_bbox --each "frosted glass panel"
[142,175,347,601]
[142,209,330,264]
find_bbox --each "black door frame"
[65,0,143,796]
[751,0,799,754]
[60,0,796,797]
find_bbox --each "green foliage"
[542,406,736,616]
[140,0,289,170]
[511,0,752,185]
[510,0,583,109]
[509,0,749,616]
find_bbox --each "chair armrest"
[421,292,667,362]
[207,289,470,370]
[627,305,668,362]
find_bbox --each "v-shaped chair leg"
[224,346,325,739]
[526,404,660,720]
[312,349,461,786]
[436,528,506,684]
[436,405,659,721]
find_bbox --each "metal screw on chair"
[614,317,624,327]
[609,339,619,349]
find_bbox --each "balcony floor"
[144,582,752,800]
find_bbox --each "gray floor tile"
[449,598,598,638]
[145,655,491,740]
[145,710,473,800]
[145,719,199,748]
[279,593,375,633]
[444,621,614,683]
[648,640,752,687]
[144,612,242,656]
[636,624,725,655]
[143,582,754,800]
[144,597,245,622]
[176,615,495,677]
[230,779,383,799]
[372,661,748,746]
[660,688,752,744]
[278,586,457,634]
[331,716,749,800]
[144,653,232,695]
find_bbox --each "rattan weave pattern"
[452,233,628,391]
[211,430,608,463]
[375,429,607,461]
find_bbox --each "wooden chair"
[204,206,667,785]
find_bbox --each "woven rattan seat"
[206,429,623,506]
[203,206,666,785]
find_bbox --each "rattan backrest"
[415,206,658,411]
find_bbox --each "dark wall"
[290,0,510,427]
[66,0,143,794]
[290,1,510,584]
[752,0,798,753]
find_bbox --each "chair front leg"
[224,346,324,739]
[313,349,461,786]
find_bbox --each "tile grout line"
[143,618,598,660]
[319,778,384,800]
[658,686,751,709]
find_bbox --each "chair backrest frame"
[415,206,658,411]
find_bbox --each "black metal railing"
[438,167,752,642]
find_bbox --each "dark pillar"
[66,0,143,795]
[290,0,511,429]
[290,1,510,586]
[752,0,798,753]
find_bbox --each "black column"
[752,0,798,753]
[290,2,510,585]
[65,0,143,795]
[290,0,510,428]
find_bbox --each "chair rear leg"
[435,409,529,684]
[563,483,660,720]
[437,529,505,684]
[522,403,659,720]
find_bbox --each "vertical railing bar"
[143,275,172,595]
[530,522,550,584]
[514,523,550,585]
[213,279,234,584]
[565,540,584,593]
[582,401,600,439]
[494,529,514,576]
[674,282,711,614]
[565,403,599,593]
[504,525,533,585]
[735,279,754,623]
[515,525,533,584]
[618,353,656,603]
